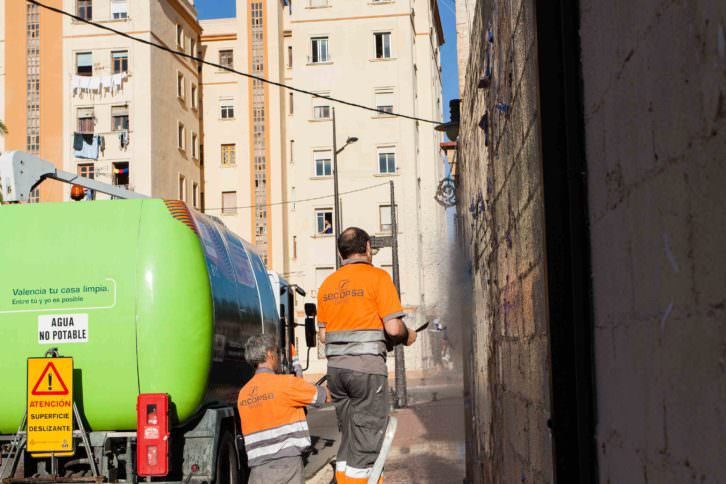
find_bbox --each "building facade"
[201,0,447,374]
[1,0,201,202]
[282,0,446,374]
[200,0,287,272]
[1,0,64,203]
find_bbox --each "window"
[315,209,333,235]
[111,106,129,131]
[375,90,394,114]
[178,174,186,201]
[191,84,198,109]
[190,38,197,57]
[111,0,127,19]
[76,52,92,76]
[374,32,392,59]
[77,0,92,20]
[78,163,94,179]
[289,92,294,115]
[221,144,236,166]
[112,162,129,187]
[192,182,199,208]
[379,204,398,232]
[177,122,185,150]
[177,73,185,99]
[112,51,128,74]
[314,150,332,177]
[222,191,237,215]
[378,149,396,174]
[176,24,184,48]
[311,37,329,63]
[287,45,293,68]
[290,139,295,163]
[313,105,331,120]
[220,99,235,119]
[219,49,233,69]
[191,132,198,159]
[76,107,95,133]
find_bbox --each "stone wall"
[580,0,726,481]
[456,0,553,482]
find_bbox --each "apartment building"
[0,0,201,202]
[62,0,202,201]
[1,0,64,202]
[283,0,446,373]
[200,0,287,270]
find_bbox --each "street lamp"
[435,99,461,142]
[331,107,358,269]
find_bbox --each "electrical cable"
[27,0,443,125]
[202,181,389,212]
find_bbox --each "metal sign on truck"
[27,357,74,455]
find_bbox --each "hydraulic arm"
[0,150,146,202]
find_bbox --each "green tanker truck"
[0,167,316,484]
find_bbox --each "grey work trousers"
[248,456,304,484]
[328,367,389,475]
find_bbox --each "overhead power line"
[202,181,390,212]
[27,0,442,125]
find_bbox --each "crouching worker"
[238,334,329,484]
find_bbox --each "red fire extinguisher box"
[136,393,170,477]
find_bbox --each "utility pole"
[390,180,407,408]
[332,107,341,269]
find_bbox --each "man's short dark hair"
[338,227,370,260]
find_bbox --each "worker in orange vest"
[238,334,329,484]
[317,227,417,483]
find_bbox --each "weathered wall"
[580,1,726,481]
[456,0,552,482]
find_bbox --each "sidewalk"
[384,371,465,483]
[306,370,466,483]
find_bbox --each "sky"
[195,0,459,122]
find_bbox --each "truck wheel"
[215,430,239,484]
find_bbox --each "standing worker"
[237,334,328,484]
[317,227,418,483]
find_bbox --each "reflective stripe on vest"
[325,329,386,357]
[244,420,311,467]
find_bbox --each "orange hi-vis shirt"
[317,260,405,358]
[237,369,325,467]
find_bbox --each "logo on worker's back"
[239,386,274,406]
[322,280,364,302]
[37,314,88,344]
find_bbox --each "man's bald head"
[337,227,371,260]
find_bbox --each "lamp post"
[331,106,358,269]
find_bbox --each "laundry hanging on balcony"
[73,132,100,160]
[112,167,129,175]
[72,72,127,96]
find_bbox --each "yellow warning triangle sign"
[31,361,70,395]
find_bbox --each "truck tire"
[215,430,239,484]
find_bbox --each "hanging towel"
[119,130,129,149]
[71,75,82,93]
[73,132,84,151]
[88,77,101,91]
[111,73,126,94]
[74,132,100,160]
[101,76,113,92]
